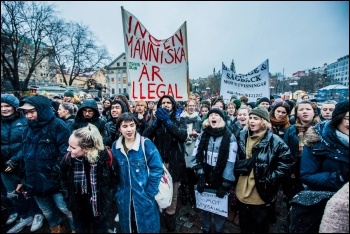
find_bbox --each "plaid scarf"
[89,163,99,217]
[74,158,87,194]
[73,158,100,217]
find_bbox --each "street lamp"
[289,81,298,99]
[194,83,199,93]
[270,86,274,95]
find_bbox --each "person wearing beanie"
[235,101,291,233]
[249,106,270,123]
[191,100,237,233]
[256,97,271,112]
[63,90,74,100]
[296,101,349,233]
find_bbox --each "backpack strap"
[106,149,113,167]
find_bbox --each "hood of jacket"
[304,120,340,147]
[24,95,55,127]
[157,95,177,118]
[75,98,99,122]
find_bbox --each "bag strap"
[141,136,150,176]
[106,149,113,167]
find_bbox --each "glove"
[6,159,18,170]
[109,124,117,136]
[197,174,206,193]
[155,108,170,122]
[216,186,227,198]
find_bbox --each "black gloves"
[216,180,232,198]
[109,124,117,136]
[197,174,206,193]
[216,186,227,198]
[5,159,18,171]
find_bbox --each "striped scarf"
[73,158,100,217]
[295,118,319,157]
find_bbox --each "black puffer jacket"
[142,95,187,183]
[237,128,292,203]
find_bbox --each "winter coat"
[59,148,118,223]
[112,133,163,233]
[21,95,71,196]
[300,120,349,192]
[237,128,292,203]
[62,115,75,132]
[143,95,187,183]
[191,129,237,189]
[71,99,106,134]
[1,112,27,172]
[226,116,242,139]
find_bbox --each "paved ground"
[1,190,288,233]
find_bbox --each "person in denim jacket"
[112,113,163,233]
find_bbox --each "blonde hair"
[247,117,272,130]
[72,124,104,163]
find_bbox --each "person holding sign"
[235,106,292,233]
[191,108,237,233]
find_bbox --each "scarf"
[89,163,99,217]
[196,125,231,187]
[270,115,290,130]
[295,118,319,157]
[73,158,100,217]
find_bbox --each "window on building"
[123,77,127,84]
[111,78,115,83]
[123,88,126,93]
[123,62,126,66]
[117,62,120,66]
[112,88,115,94]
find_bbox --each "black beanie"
[257,97,270,105]
[332,101,349,119]
[207,108,225,120]
[249,106,270,123]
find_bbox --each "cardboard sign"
[195,189,228,217]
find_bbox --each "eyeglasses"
[343,117,349,122]
[83,109,94,113]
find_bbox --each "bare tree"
[49,21,111,86]
[1,1,57,97]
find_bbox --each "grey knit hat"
[249,106,270,123]
[1,94,19,109]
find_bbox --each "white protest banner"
[195,189,228,217]
[220,59,270,102]
[121,7,189,101]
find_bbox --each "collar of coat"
[115,132,142,155]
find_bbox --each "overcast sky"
[51,1,349,79]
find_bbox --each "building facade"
[104,53,129,98]
[327,55,349,86]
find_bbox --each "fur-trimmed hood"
[304,126,320,147]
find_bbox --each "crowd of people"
[1,90,348,233]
